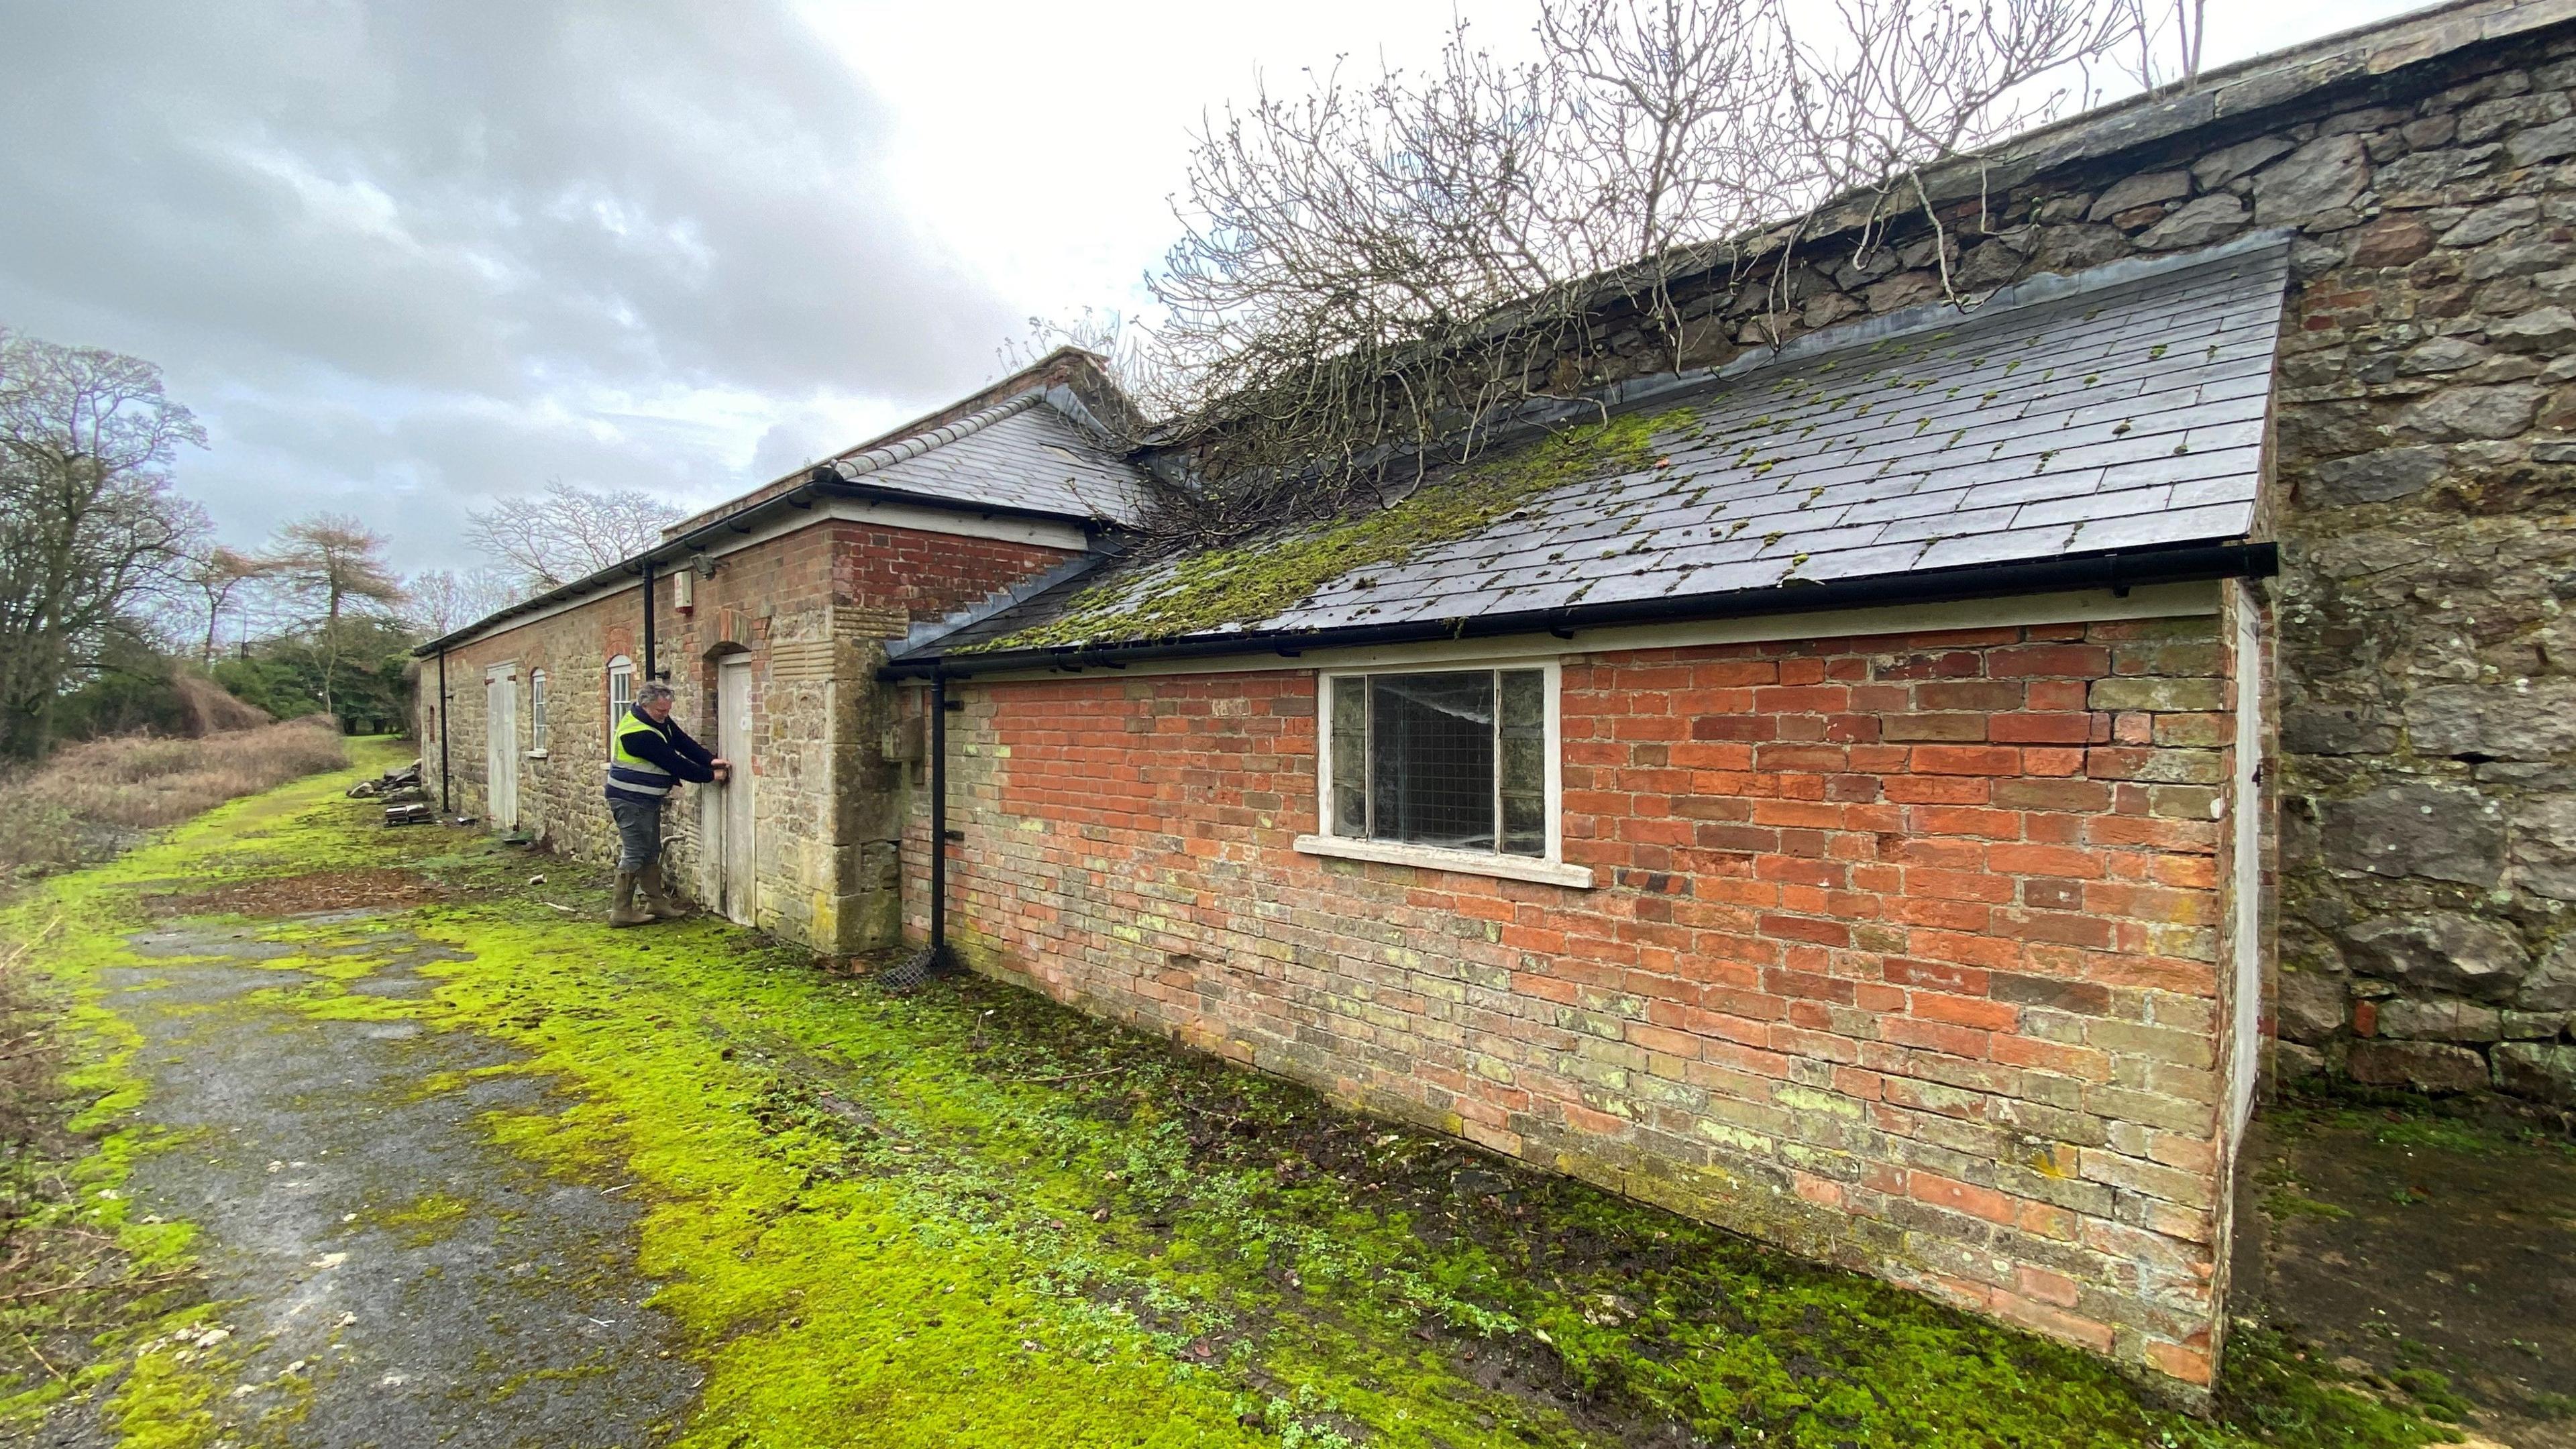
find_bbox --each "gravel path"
[37,912,699,1448]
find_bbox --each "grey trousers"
[608,795,664,872]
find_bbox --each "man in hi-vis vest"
[604,680,729,926]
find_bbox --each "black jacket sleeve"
[664,719,716,770]
[623,716,716,783]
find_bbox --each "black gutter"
[879,541,2276,681]
[410,470,1117,659]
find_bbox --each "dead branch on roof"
[1134,0,2171,554]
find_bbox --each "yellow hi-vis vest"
[607,710,676,799]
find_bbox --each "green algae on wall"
[974,409,1700,651]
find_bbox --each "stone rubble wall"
[1509,21,2576,1110]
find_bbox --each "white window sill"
[1293,833,1594,889]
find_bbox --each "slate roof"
[415,386,1149,655]
[902,234,2291,663]
[822,392,1146,524]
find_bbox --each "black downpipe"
[928,672,949,957]
[881,673,951,991]
[640,558,659,681]
[436,649,451,814]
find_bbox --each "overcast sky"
[0,0,2426,576]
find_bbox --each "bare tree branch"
[266,514,403,716]
[406,566,521,635]
[1135,0,2172,552]
[178,545,272,666]
[464,480,685,592]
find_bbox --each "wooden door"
[717,657,755,925]
[485,666,519,830]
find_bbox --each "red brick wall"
[914,605,2253,1385]
[822,523,1077,638]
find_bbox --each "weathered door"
[484,665,519,830]
[716,657,755,925]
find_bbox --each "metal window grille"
[1331,667,1547,859]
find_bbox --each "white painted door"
[717,657,755,925]
[2226,583,2265,1140]
[484,666,519,830]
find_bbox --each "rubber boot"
[608,870,651,927]
[639,861,690,920]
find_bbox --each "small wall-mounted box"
[879,716,924,763]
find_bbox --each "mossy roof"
[906,235,2292,662]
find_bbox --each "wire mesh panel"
[1498,669,1545,857]
[1330,678,1368,836]
[1370,672,1497,850]
[1325,666,1556,860]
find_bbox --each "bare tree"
[1142,0,2158,543]
[268,513,405,715]
[180,545,272,665]
[0,329,207,759]
[407,566,520,635]
[464,480,684,592]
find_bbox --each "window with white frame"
[1319,664,1558,862]
[529,669,549,753]
[606,655,633,749]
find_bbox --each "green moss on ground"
[978,409,1697,651]
[2265,1079,2576,1162]
[1,747,2467,1447]
[378,1191,472,1246]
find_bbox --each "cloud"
[0,0,1016,569]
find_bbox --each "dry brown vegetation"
[0,717,349,879]
[167,672,270,736]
